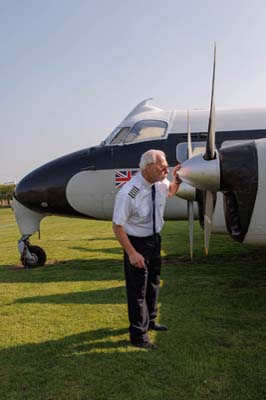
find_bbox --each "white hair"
[139,150,166,169]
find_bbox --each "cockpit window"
[125,120,167,143]
[109,127,131,144]
[106,120,167,145]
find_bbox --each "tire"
[21,245,47,268]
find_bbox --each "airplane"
[12,50,266,267]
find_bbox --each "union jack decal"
[115,170,138,189]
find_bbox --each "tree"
[0,184,15,207]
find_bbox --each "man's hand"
[172,164,182,184]
[129,251,146,268]
[113,223,146,268]
[168,164,182,197]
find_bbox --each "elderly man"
[112,149,181,349]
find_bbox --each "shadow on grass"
[0,258,124,283]
[69,246,122,255]
[2,249,266,399]
[0,327,139,399]
[53,236,115,242]
[2,290,266,400]
[13,285,126,305]
[2,322,202,399]
[2,243,266,285]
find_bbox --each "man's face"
[147,156,169,183]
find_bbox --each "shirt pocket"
[137,204,151,222]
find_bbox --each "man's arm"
[112,223,146,268]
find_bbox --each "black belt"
[128,233,160,241]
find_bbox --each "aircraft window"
[176,142,206,162]
[110,127,131,144]
[125,120,167,143]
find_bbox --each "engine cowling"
[219,140,258,243]
[229,138,266,245]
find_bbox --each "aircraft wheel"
[21,245,47,268]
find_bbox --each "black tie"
[151,184,156,235]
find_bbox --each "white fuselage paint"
[244,139,266,244]
[65,168,228,234]
[66,169,189,221]
[12,197,47,236]
[105,99,266,146]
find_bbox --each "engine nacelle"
[220,138,266,245]
[242,139,266,244]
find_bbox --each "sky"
[1,0,266,183]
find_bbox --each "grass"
[1,207,266,399]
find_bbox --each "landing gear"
[18,236,47,268]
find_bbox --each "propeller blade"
[187,109,194,259]
[204,190,214,255]
[187,110,192,159]
[188,200,194,259]
[205,44,216,161]
[203,44,216,256]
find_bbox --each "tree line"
[0,184,15,207]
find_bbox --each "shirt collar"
[138,171,153,189]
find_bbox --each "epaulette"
[128,186,140,199]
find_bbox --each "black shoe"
[132,341,157,350]
[149,322,168,331]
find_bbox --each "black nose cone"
[14,149,89,217]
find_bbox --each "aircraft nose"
[15,163,70,215]
[14,149,89,216]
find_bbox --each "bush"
[0,184,15,207]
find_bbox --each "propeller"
[178,44,219,256]
[177,45,258,252]
[174,110,196,258]
[187,110,194,259]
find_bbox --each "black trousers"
[124,234,161,344]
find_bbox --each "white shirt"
[113,171,170,237]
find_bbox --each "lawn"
[1,207,266,399]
